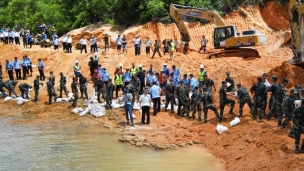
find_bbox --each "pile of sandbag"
[4,96,30,105]
[56,93,74,103]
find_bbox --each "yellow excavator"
[170,4,267,58]
[288,0,304,64]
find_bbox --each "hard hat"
[138,64,142,67]
[119,63,123,67]
[199,65,204,68]
[75,60,78,63]
[163,63,167,66]
[94,52,98,56]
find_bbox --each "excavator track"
[208,48,260,59]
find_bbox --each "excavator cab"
[213,26,236,48]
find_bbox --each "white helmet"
[75,60,79,63]
[200,64,204,69]
[119,63,123,67]
[138,64,142,67]
[94,52,98,56]
[163,63,167,66]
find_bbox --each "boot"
[277,121,282,127]
[288,129,295,139]
[300,140,304,153]
[295,147,300,154]
[198,117,202,121]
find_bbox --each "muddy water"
[0,118,221,171]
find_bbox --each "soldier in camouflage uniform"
[267,76,279,121]
[236,83,253,117]
[18,83,32,99]
[0,81,7,97]
[49,71,55,86]
[295,85,302,100]
[133,74,141,101]
[275,78,288,126]
[59,72,68,98]
[280,89,297,128]
[47,77,57,104]
[191,86,202,119]
[126,79,136,107]
[33,75,40,101]
[293,99,304,154]
[202,87,219,123]
[96,79,105,103]
[175,81,183,116]
[181,83,191,117]
[105,78,115,108]
[165,79,175,113]
[71,77,78,107]
[4,80,18,97]
[219,81,235,122]
[250,77,267,121]
[79,74,88,99]
[225,72,235,92]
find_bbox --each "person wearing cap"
[280,89,297,128]
[275,78,288,126]
[162,63,169,77]
[33,75,42,101]
[198,35,208,54]
[181,83,191,117]
[199,65,206,87]
[114,66,123,75]
[149,81,162,116]
[96,77,106,103]
[59,72,68,98]
[66,34,72,53]
[122,35,127,54]
[48,71,55,86]
[250,77,267,122]
[92,69,101,91]
[203,74,216,95]
[71,77,78,107]
[5,60,14,80]
[53,35,60,50]
[18,83,32,99]
[202,86,220,122]
[130,63,138,77]
[293,99,304,154]
[116,35,122,54]
[151,39,162,58]
[219,81,236,122]
[21,56,28,80]
[47,77,57,104]
[80,36,87,54]
[123,89,134,126]
[25,56,32,77]
[132,75,141,102]
[133,34,141,56]
[236,83,253,117]
[159,69,167,88]
[102,68,109,85]
[103,34,109,51]
[97,64,104,77]
[171,65,180,86]
[90,35,98,53]
[114,72,123,98]
[123,69,132,86]
[78,74,88,99]
[37,59,45,81]
[145,37,152,56]
[191,86,202,120]
[164,79,175,113]
[137,64,145,95]
[267,75,279,121]
[225,71,235,92]
[175,81,184,116]
[74,61,81,77]
[146,70,153,87]
[105,78,115,108]
[139,87,152,125]
[189,74,198,92]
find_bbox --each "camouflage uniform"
[133,78,141,101]
[33,78,40,101]
[175,84,183,115]
[71,81,78,107]
[49,74,55,86]
[126,83,135,107]
[181,86,190,116]
[106,82,115,108]
[18,83,30,98]
[225,77,235,92]
[4,80,18,97]
[0,82,6,97]
[79,76,88,99]
[59,75,68,98]
[165,82,175,112]
[294,105,304,153]
[267,83,278,120]
[275,84,286,125]
[282,95,295,127]
[237,86,253,117]
[191,89,202,118]
[202,91,219,122]
[96,80,105,103]
[250,82,267,119]
[219,86,235,121]
[47,81,57,104]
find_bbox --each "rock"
[157,145,167,150]
[193,140,202,144]
[136,141,143,147]
[118,137,126,142]
[179,143,186,147]
[103,123,112,129]
[143,143,150,147]
[187,141,193,145]
[129,141,135,145]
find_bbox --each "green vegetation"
[0,0,288,35]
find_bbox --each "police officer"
[5,60,14,80]
[276,78,288,127]
[0,81,7,97]
[13,57,21,80]
[38,58,45,81]
[4,80,18,97]
[175,81,183,116]
[59,72,68,98]
[165,79,175,113]
[49,71,55,86]
[102,68,109,85]
[71,77,78,107]
[236,83,253,117]
[96,79,105,103]
[105,79,115,108]
[79,74,88,100]
[294,99,304,154]
[250,77,267,121]
[191,86,202,119]
[33,75,41,101]
[280,89,297,128]
[219,81,235,122]
[225,71,235,92]
[26,56,32,77]
[21,56,28,80]
[18,83,32,99]
[202,87,219,122]
[267,75,279,121]
[47,77,57,104]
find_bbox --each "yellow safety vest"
[199,70,206,82]
[93,56,98,60]
[74,65,80,71]
[170,42,175,51]
[130,67,137,75]
[115,74,123,85]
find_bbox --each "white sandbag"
[111,103,121,109]
[16,98,29,105]
[216,124,228,135]
[161,96,166,101]
[11,95,17,98]
[189,93,193,99]
[72,108,84,114]
[28,94,31,98]
[56,98,63,102]
[99,102,106,107]
[227,82,231,87]
[31,64,36,68]
[264,80,271,88]
[230,117,240,127]
[29,88,32,92]
[79,108,90,116]
[234,92,238,97]
[14,97,24,101]
[295,100,301,108]
[175,98,178,105]
[118,97,124,103]
[4,96,13,102]
[91,95,98,101]
[68,93,73,99]
[133,102,140,110]
[62,98,69,102]
[160,104,166,109]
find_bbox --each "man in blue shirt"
[98,64,104,77]
[182,74,190,86]
[149,82,162,116]
[38,58,45,81]
[116,35,122,54]
[26,56,32,77]
[124,89,134,126]
[189,74,198,91]
[53,36,59,50]
[102,68,109,85]
[6,60,14,80]
[172,65,180,86]
[123,69,132,86]
[13,57,21,80]
[163,63,170,77]
[27,34,32,48]
[21,56,28,80]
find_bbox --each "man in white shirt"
[198,35,208,54]
[66,34,72,53]
[90,35,97,53]
[14,31,20,45]
[139,87,152,125]
[145,37,152,56]
[80,36,87,54]
[133,35,141,56]
[0,31,4,42]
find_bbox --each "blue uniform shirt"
[42,34,47,40]
[102,72,109,81]
[53,39,59,45]
[183,78,190,86]
[21,59,28,67]
[98,68,104,76]
[123,72,131,82]
[6,62,13,70]
[149,85,161,98]
[190,78,198,91]
[163,67,170,77]
[13,60,20,69]
[38,61,44,68]
[26,58,31,66]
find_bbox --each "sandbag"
[4,96,13,102]
[16,98,29,105]
[56,98,63,102]
[230,117,240,127]
[62,98,69,102]
[216,124,228,135]
[72,108,84,114]
[111,103,121,109]
[295,100,301,108]
[79,108,90,116]
[133,102,141,110]
[29,88,32,92]
[227,82,231,87]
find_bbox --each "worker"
[74,61,81,77]
[53,35,59,50]
[219,81,235,122]
[13,57,21,80]
[171,65,180,86]
[5,80,18,97]
[71,77,78,107]
[236,83,253,117]
[203,74,216,96]
[133,75,141,102]
[88,57,98,76]
[151,39,162,58]
[96,79,106,103]
[130,63,137,77]
[250,77,267,122]
[37,59,45,81]
[202,87,219,123]
[124,89,134,126]
[199,65,206,87]
[175,81,183,116]
[0,81,7,97]
[123,69,132,86]
[33,75,41,101]
[18,83,32,99]
[294,99,304,154]
[181,83,191,117]
[145,37,152,56]
[169,39,175,61]
[137,64,145,95]
[122,35,127,54]
[93,52,99,61]
[41,32,47,47]
[79,74,88,100]
[126,79,136,107]
[191,86,202,119]
[116,35,122,54]
[198,35,208,54]
[165,79,175,113]
[225,71,235,92]
[5,60,14,80]
[47,77,57,104]
[59,72,68,98]
[115,72,123,98]
[105,78,115,109]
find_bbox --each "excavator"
[288,0,304,64]
[170,3,267,58]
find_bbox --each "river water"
[0,117,221,171]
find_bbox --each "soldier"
[295,85,302,100]
[276,78,288,127]
[59,72,68,98]
[267,75,279,121]
[191,86,202,119]
[49,71,55,86]
[137,64,145,95]
[203,74,216,95]
[225,71,235,92]
[0,81,7,97]
[202,87,219,122]
[105,79,115,108]
[294,99,304,154]
[4,80,18,97]
[126,79,136,107]
[181,83,191,117]
[165,79,175,113]
[133,74,141,101]
[262,73,271,116]
[18,83,32,99]
[280,89,297,128]
[79,74,88,99]
[250,77,267,121]
[71,77,78,107]
[219,81,235,122]
[96,79,105,103]
[236,83,253,117]
[175,81,183,116]
[47,77,57,104]
[33,75,41,101]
